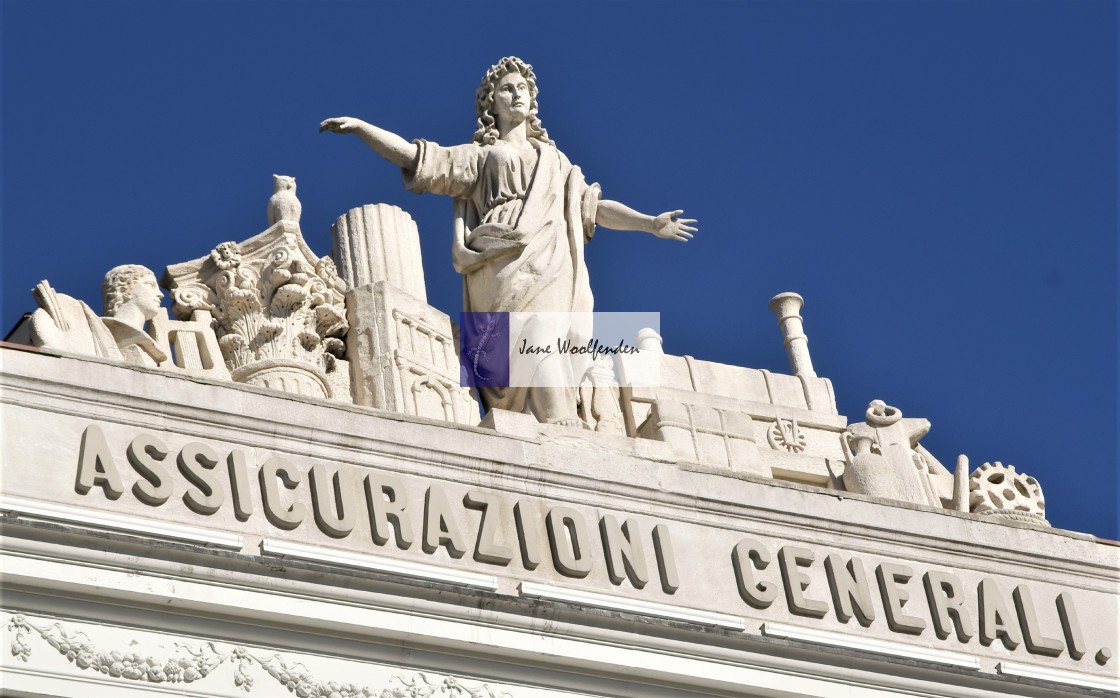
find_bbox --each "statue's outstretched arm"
[596,200,696,242]
[319,117,419,169]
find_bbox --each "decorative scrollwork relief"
[5,613,512,697]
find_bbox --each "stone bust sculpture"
[100,264,168,367]
[30,264,167,367]
[320,56,696,427]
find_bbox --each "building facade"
[1,181,1117,698]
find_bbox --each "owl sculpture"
[267,174,302,226]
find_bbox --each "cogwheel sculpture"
[968,461,1049,526]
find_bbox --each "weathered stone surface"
[622,347,838,423]
[637,399,766,476]
[619,334,844,487]
[346,281,478,425]
[331,204,427,302]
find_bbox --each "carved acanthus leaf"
[164,212,352,400]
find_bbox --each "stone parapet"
[1,347,1115,698]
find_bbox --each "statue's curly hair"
[102,264,155,316]
[473,56,551,146]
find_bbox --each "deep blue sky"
[2,1,1116,539]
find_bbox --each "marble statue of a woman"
[321,56,695,426]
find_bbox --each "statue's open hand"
[319,117,365,134]
[651,210,697,242]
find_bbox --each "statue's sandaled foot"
[547,417,585,429]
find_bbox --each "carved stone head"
[272,174,296,192]
[473,56,551,146]
[102,264,163,326]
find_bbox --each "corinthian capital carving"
[164,207,352,401]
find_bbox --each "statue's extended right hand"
[315,117,417,167]
[319,117,364,134]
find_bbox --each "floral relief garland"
[5,615,511,698]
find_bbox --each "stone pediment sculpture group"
[23,57,1048,526]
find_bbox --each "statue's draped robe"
[404,138,601,417]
